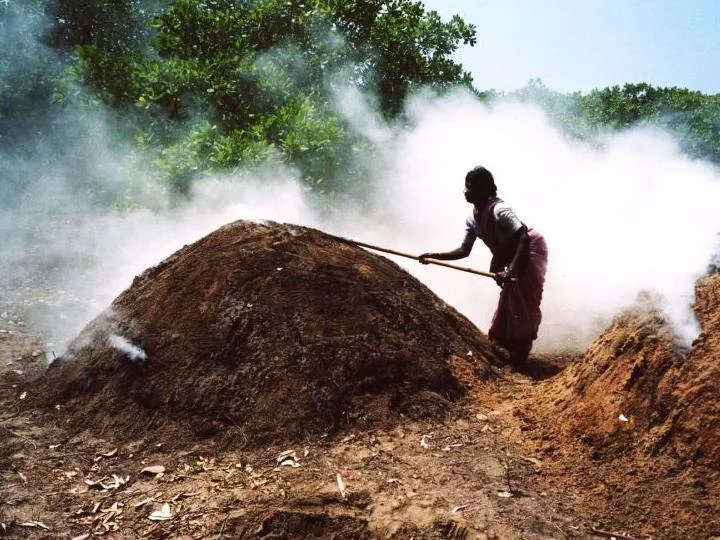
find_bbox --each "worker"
[419,166,548,365]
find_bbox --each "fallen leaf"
[497,491,513,498]
[141,465,166,476]
[19,521,50,530]
[71,534,90,540]
[148,503,173,521]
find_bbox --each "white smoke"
[108,334,147,364]
[2,84,718,353]
[331,89,720,349]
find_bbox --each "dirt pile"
[36,220,501,447]
[524,273,720,536]
[536,275,719,467]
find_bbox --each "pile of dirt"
[523,273,720,536]
[35,220,501,447]
[535,275,719,467]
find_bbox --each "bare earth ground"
[1,221,718,539]
[0,331,586,539]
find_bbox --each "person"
[419,166,548,365]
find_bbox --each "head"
[464,166,497,205]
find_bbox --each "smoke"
[330,89,720,350]
[108,334,147,364]
[1,9,718,355]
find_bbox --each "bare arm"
[419,246,471,262]
[494,226,529,284]
[507,227,529,275]
[419,231,474,263]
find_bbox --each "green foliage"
[579,83,720,163]
[330,0,476,114]
[10,0,719,203]
[48,0,476,193]
[505,80,720,164]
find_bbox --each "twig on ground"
[590,526,637,539]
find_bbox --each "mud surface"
[1,220,719,539]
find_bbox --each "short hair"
[465,166,497,196]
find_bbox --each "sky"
[423,0,720,94]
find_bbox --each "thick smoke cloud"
[1,10,717,354]
[352,92,719,349]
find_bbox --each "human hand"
[494,270,507,287]
[418,253,436,265]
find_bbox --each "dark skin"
[419,179,529,287]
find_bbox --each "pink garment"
[488,229,548,342]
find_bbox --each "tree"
[82,0,478,192]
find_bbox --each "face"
[464,180,490,204]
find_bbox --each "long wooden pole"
[328,234,496,279]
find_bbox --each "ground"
[1,221,718,539]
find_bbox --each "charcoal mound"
[536,274,720,468]
[38,221,500,446]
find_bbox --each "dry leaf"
[148,503,173,521]
[19,521,50,530]
[141,465,166,475]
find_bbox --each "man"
[419,166,548,364]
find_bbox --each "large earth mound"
[536,274,719,468]
[525,273,720,536]
[36,220,500,447]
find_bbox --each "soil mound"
[536,274,720,467]
[36,220,500,447]
[525,274,720,537]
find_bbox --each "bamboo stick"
[328,234,496,279]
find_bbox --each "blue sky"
[422,0,720,94]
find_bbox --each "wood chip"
[133,497,155,509]
[336,473,346,499]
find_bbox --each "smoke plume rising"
[1,11,718,354]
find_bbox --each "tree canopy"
[40,0,476,193]
[1,0,718,203]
